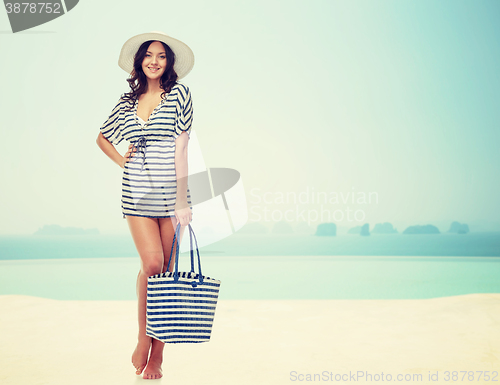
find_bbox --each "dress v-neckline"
[134,95,165,125]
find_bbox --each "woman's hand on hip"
[121,144,136,168]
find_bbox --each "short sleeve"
[100,94,125,145]
[174,85,193,140]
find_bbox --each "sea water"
[1,232,499,300]
[0,255,499,300]
[1,232,500,260]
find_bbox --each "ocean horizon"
[1,232,498,300]
[1,254,499,301]
[0,231,499,260]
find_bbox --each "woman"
[96,31,195,380]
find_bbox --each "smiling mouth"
[148,67,160,72]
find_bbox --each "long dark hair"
[122,40,178,111]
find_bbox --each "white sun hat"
[118,31,194,79]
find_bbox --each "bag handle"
[166,222,195,274]
[166,223,180,274]
[166,223,204,286]
[189,224,195,273]
[188,224,203,281]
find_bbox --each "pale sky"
[0,0,499,235]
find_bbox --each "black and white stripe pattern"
[99,83,193,219]
[146,271,221,344]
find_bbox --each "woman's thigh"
[126,215,164,275]
[158,216,187,273]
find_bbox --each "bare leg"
[142,216,187,379]
[161,216,186,274]
[126,215,164,379]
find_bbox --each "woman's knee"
[140,252,164,276]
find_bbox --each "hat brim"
[118,31,194,79]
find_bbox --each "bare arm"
[96,132,135,169]
[174,131,189,208]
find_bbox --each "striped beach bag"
[146,223,221,343]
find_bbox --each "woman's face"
[141,41,167,80]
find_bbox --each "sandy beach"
[1,293,499,384]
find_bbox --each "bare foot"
[132,336,151,375]
[143,357,163,380]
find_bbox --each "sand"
[0,294,499,384]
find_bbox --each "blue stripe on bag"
[147,329,211,332]
[147,311,215,316]
[147,298,218,304]
[147,315,214,320]
[146,328,211,340]
[147,304,216,310]
[147,293,219,299]
[148,283,221,290]
[146,223,221,344]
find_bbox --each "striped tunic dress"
[100,82,193,219]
